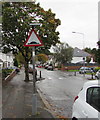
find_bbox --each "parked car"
[95,70,100,79]
[47,64,54,71]
[72,80,100,119]
[79,67,93,74]
[44,63,49,69]
[37,64,43,68]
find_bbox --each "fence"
[63,63,99,70]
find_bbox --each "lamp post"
[72,31,85,76]
[72,31,85,49]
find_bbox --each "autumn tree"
[2,2,61,81]
[36,53,48,63]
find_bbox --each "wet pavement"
[0,70,2,120]
[2,68,54,119]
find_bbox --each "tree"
[36,53,48,63]
[84,47,98,62]
[2,2,61,81]
[13,58,18,67]
[53,43,73,65]
[96,41,100,64]
[84,47,91,54]
[86,56,91,63]
[15,52,26,65]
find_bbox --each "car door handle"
[82,110,88,118]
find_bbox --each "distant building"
[71,47,94,63]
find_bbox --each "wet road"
[36,68,89,118]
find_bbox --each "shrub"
[2,69,13,79]
[95,67,100,72]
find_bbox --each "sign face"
[24,29,43,47]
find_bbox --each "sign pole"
[32,46,37,115]
[24,22,43,116]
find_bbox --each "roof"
[73,47,91,57]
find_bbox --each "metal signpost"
[32,46,37,115]
[24,23,43,115]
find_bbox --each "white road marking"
[48,77,52,79]
[59,78,63,79]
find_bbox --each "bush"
[2,68,13,79]
[95,67,100,72]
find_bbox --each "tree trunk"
[24,61,29,82]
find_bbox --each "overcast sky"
[36,0,99,49]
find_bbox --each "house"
[0,49,14,69]
[0,23,14,68]
[71,47,94,63]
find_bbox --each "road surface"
[36,68,89,118]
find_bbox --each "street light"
[72,31,85,49]
[72,31,85,76]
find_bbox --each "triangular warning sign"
[24,29,43,47]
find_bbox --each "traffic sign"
[24,29,43,47]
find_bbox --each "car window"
[86,87,100,112]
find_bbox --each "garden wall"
[4,70,16,82]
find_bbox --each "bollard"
[91,72,94,79]
[74,71,76,76]
[40,71,41,78]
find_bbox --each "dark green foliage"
[2,2,61,81]
[2,69,13,79]
[84,46,100,64]
[53,43,73,65]
[13,58,18,67]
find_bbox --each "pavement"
[2,68,55,119]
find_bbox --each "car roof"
[83,80,100,88]
[80,67,88,68]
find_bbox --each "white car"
[79,67,93,74]
[95,70,100,79]
[72,80,100,120]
